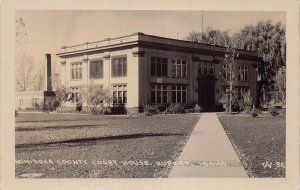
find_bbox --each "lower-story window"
[71,87,80,103]
[32,98,39,107]
[113,85,127,104]
[172,85,187,103]
[151,85,168,104]
[237,87,250,100]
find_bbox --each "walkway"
[169,112,248,177]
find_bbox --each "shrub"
[143,104,160,116]
[183,103,203,113]
[193,104,202,113]
[76,102,83,112]
[250,109,259,118]
[80,86,111,115]
[183,103,194,113]
[55,87,71,113]
[111,104,127,115]
[269,106,280,116]
[166,103,186,114]
[52,99,60,110]
[157,105,168,112]
[231,100,240,112]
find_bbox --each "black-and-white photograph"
[0,0,299,189]
[13,9,288,179]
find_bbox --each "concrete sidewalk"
[169,113,248,178]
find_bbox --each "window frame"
[171,59,188,78]
[112,84,127,104]
[70,87,80,103]
[222,64,235,81]
[89,59,104,79]
[238,66,248,82]
[198,61,214,76]
[70,62,83,80]
[111,56,127,77]
[171,85,187,103]
[150,84,168,104]
[151,57,168,77]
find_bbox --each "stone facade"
[57,32,259,112]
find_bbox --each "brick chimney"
[45,53,52,91]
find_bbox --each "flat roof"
[57,32,258,60]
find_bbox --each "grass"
[218,114,285,178]
[15,112,200,178]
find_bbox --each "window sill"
[151,75,169,78]
[171,77,188,79]
[70,79,83,81]
[111,76,127,78]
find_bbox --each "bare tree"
[15,17,37,91]
[221,45,239,114]
[16,54,36,91]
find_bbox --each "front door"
[198,76,216,110]
[198,85,215,108]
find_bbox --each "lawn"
[15,113,200,178]
[218,114,286,178]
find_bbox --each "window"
[70,87,80,103]
[151,57,168,77]
[222,64,235,81]
[237,87,250,100]
[112,57,127,77]
[238,66,248,81]
[198,62,214,75]
[151,85,168,104]
[172,86,187,103]
[171,59,187,78]
[90,60,103,79]
[71,62,82,80]
[223,87,237,100]
[112,85,127,104]
[32,98,39,107]
[209,63,214,75]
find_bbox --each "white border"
[1,0,299,190]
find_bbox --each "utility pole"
[201,10,204,41]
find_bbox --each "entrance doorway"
[198,76,216,111]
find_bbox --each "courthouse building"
[57,32,260,112]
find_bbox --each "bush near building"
[142,103,202,116]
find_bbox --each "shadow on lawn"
[16,133,186,149]
[15,124,111,132]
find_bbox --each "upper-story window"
[238,66,248,81]
[151,57,168,77]
[222,64,235,81]
[90,60,103,79]
[112,57,127,77]
[198,62,214,75]
[171,59,187,78]
[71,62,82,80]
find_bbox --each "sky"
[16,10,286,74]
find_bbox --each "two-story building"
[57,32,260,112]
